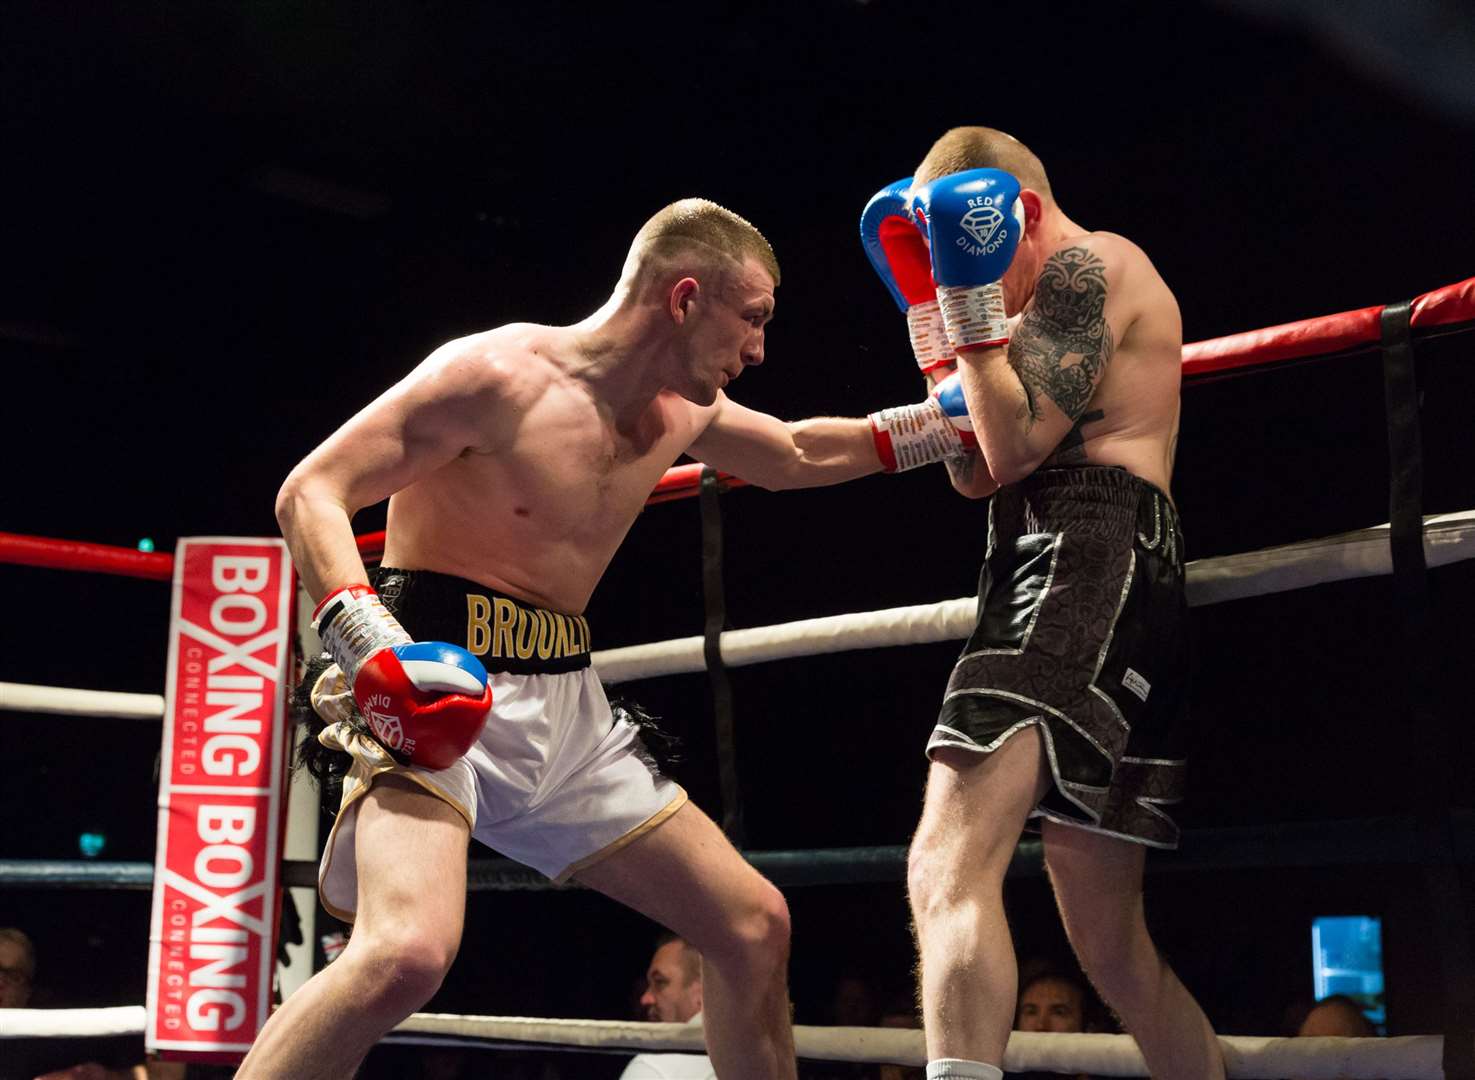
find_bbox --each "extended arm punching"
[686,395,884,490]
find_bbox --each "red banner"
[146,538,295,1059]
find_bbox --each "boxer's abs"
[382,436,687,614]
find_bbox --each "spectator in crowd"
[0,927,183,1080]
[1290,995,1379,1080]
[0,927,35,1009]
[1011,965,1099,1080]
[621,933,712,1080]
[1014,970,1088,1033]
[878,995,925,1080]
[806,973,890,1079]
[1296,995,1378,1038]
[829,974,882,1029]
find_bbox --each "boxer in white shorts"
[241,197,952,1080]
[308,568,687,920]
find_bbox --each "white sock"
[925,1060,1003,1080]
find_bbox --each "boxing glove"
[909,169,1024,351]
[869,370,977,472]
[860,177,956,375]
[312,584,492,768]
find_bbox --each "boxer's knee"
[344,922,459,1014]
[907,823,1006,934]
[705,878,790,979]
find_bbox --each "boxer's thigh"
[352,774,470,949]
[913,726,1052,884]
[573,800,785,954]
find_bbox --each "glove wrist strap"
[906,300,957,374]
[869,400,969,473]
[312,584,412,681]
[936,282,1010,350]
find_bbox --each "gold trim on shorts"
[551,786,689,885]
[312,665,475,921]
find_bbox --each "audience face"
[0,931,34,1008]
[831,975,880,1027]
[1298,998,1375,1037]
[639,940,703,1023]
[1016,976,1085,1033]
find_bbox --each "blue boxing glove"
[932,370,975,443]
[860,178,956,375]
[910,169,1025,351]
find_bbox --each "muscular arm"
[274,342,507,599]
[685,394,884,491]
[956,239,1128,486]
[922,368,1001,499]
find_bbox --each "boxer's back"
[1038,232,1181,497]
[383,324,711,614]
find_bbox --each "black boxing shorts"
[928,466,1191,848]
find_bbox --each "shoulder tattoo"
[1008,246,1114,429]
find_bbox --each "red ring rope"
[4,276,1471,580]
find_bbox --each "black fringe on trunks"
[289,656,679,810]
[290,653,356,810]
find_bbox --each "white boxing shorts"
[308,568,686,922]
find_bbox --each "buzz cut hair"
[915,126,1053,200]
[655,930,703,986]
[629,198,780,286]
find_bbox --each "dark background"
[3,0,1473,1065]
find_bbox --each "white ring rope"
[0,682,165,719]
[3,509,1471,712]
[0,1006,147,1038]
[0,1007,1443,1078]
[591,508,1475,683]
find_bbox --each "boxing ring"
[2,276,1473,1076]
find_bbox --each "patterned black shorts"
[929,466,1190,848]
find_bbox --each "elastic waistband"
[994,467,1184,567]
[372,567,592,674]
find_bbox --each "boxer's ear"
[668,277,700,323]
[1019,189,1044,231]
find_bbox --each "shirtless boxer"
[862,129,1223,1079]
[244,198,962,1080]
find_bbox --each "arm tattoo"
[946,451,977,487]
[1008,246,1114,430]
[1042,408,1104,467]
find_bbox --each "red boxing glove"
[313,584,492,768]
[860,178,959,376]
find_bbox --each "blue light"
[1312,915,1385,1029]
[79,832,107,858]
[137,538,156,553]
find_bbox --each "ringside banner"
[146,538,295,1059]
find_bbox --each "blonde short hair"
[915,126,1052,199]
[629,198,780,286]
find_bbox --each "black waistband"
[371,567,592,674]
[993,466,1184,568]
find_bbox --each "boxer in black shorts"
[930,465,1189,849]
[864,127,1223,1080]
